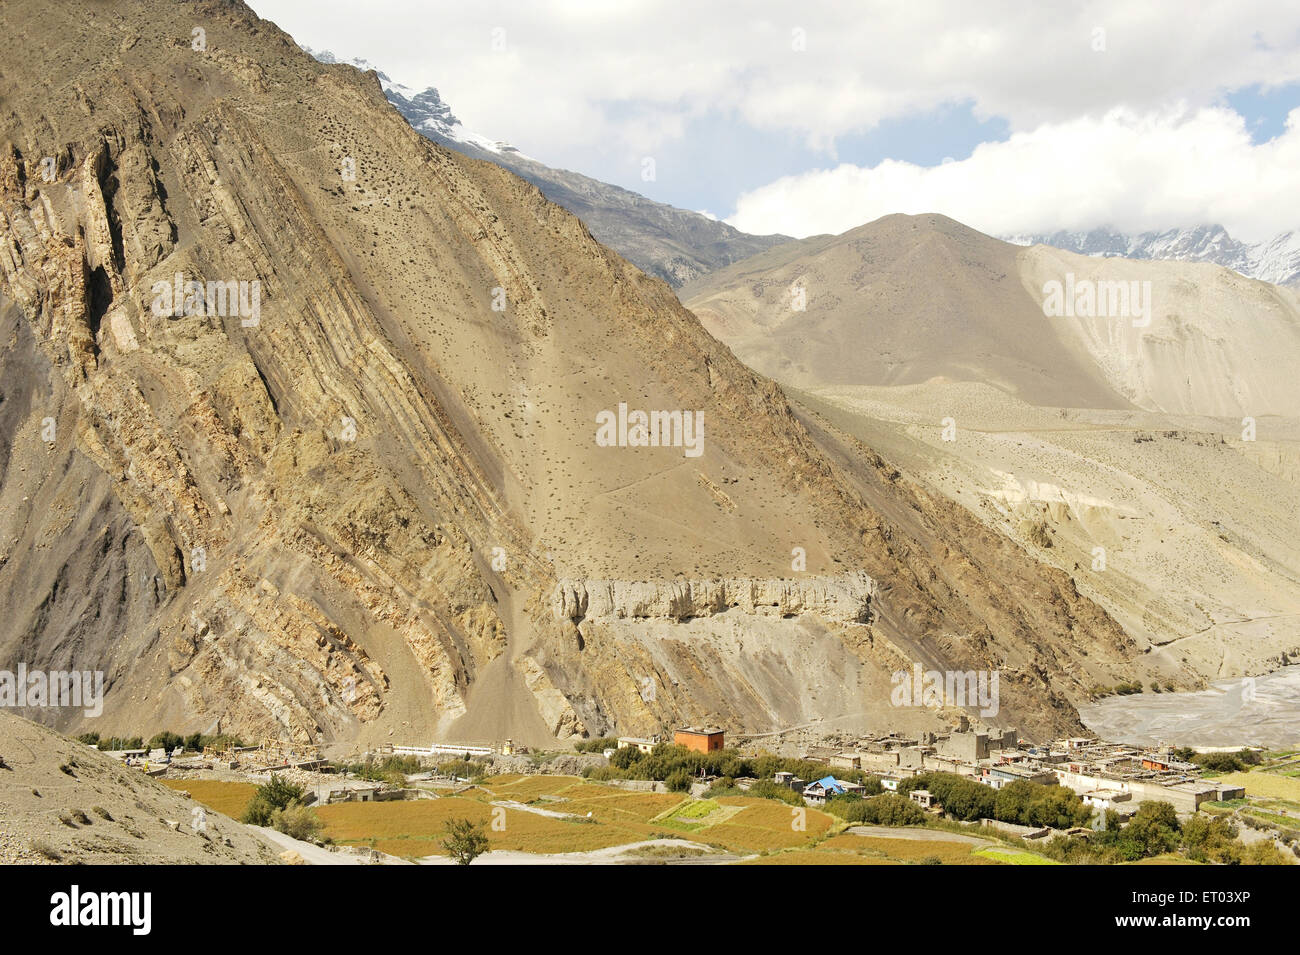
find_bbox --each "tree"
[149,731,185,753]
[993,780,1035,825]
[1117,801,1180,860]
[609,745,640,770]
[442,818,490,865]
[1181,813,1237,863]
[835,793,927,826]
[665,768,693,792]
[242,774,307,826]
[1242,841,1290,865]
[271,803,323,841]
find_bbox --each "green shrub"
[271,802,323,841]
[827,793,926,826]
[242,774,307,826]
[574,737,619,754]
[442,817,490,865]
[665,769,693,792]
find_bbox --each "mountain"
[683,213,1300,691]
[683,213,1300,417]
[1005,224,1300,289]
[0,0,1169,752]
[307,50,790,288]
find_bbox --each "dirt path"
[417,838,739,866]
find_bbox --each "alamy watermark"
[1042,273,1151,328]
[0,664,104,717]
[151,272,261,327]
[595,402,704,458]
[50,885,150,935]
[891,663,999,717]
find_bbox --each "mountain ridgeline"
[313,50,791,288]
[0,0,1166,750]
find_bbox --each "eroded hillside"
[684,214,1300,686]
[0,0,1155,746]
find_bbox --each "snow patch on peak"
[305,47,530,161]
[1007,224,1300,287]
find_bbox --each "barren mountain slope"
[684,216,1300,686]
[1,0,1158,746]
[684,213,1300,418]
[1018,245,1300,417]
[0,711,280,864]
[682,214,1130,409]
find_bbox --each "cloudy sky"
[249,0,1300,241]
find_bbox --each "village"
[615,724,1247,820]
[94,721,1250,824]
[45,711,1296,868]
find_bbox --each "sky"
[248,0,1300,242]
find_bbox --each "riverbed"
[1079,665,1300,749]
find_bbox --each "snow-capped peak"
[1006,224,1300,287]
[306,47,530,160]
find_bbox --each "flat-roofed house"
[617,735,659,754]
[674,727,724,753]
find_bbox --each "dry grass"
[741,849,894,865]
[821,832,1000,864]
[560,790,684,824]
[316,796,654,858]
[307,782,850,859]
[160,780,257,819]
[1219,771,1300,802]
[703,797,833,850]
[478,774,573,800]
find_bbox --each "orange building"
[674,727,724,753]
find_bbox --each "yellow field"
[475,774,574,800]
[156,772,1076,863]
[703,797,834,850]
[972,847,1059,865]
[160,779,257,819]
[302,777,852,859]
[560,789,685,825]
[316,793,659,858]
[741,849,894,865]
[1219,771,1300,802]
[822,832,1001,864]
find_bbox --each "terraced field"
[158,773,1061,863]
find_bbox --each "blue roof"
[817,775,845,793]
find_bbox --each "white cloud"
[727,106,1300,242]
[250,0,1300,159]
[249,0,1300,235]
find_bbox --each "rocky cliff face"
[552,574,876,624]
[0,0,1156,746]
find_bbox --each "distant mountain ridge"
[1005,224,1300,288]
[307,49,789,287]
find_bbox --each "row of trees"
[826,793,928,826]
[76,730,245,753]
[587,742,871,788]
[334,754,425,787]
[1044,802,1289,864]
[1171,747,1264,774]
[896,773,1094,829]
